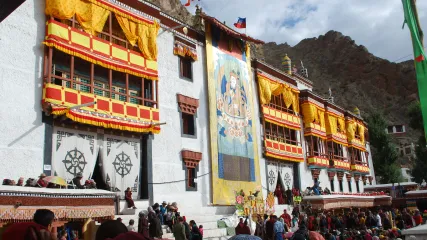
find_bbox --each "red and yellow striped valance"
[262,106,301,131]
[45,0,159,61]
[174,40,198,61]
[351,164,370,174]
[43,83,160,133]
[307,156,329,168]
[44,20,158,80]
[264,139,304,162]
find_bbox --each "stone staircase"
[114,201,234,240]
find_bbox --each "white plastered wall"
[0,1,46,180]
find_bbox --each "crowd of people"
[234,207,427,240]
[1,205,205,240]
[2,173,97,189]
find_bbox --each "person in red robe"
[280,209,291,227]
[274,184,285,205]
[235,218,251,235]
[37,173,48,188]
[125,187,137,209]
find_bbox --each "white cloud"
[184,0,427,62]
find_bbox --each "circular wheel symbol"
[113,151,133,178]
[284,173,292,188]
[268,169,276,186]
[62,148,87,176]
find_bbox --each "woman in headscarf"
[138,211,150,239]
[148,207,162,238]
[189,220,202,240]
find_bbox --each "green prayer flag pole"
[402,0,427,140]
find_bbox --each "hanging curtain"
[114,14,160,60]
[302,104,317,125]
[51,126,99,182]
[318,109,325,128]
[267,161,279,192]
[282,86,293,109]
[46,0,109,35]
[115,14,138,46]
[347,121,356,142]
[101,134,141,198]
[45,0,77,19]
[326,114,338,134]
[358,123,365,143]
[75,0,110,35]
[337,117,346,133]
[257,75,281,105]
[292,91,300,114]
[279,163,294,189]
[136,21,160,61]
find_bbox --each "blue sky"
[183,0,427,62]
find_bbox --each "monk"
[125,187,137,209]
[274,185,285,205]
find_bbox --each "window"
[179,56,193,80]
[306,136,322,157]
[330,180,335,192]
[395,125,404,133]
[47,14,158,109]
[48,49,157,108]
[182,112,196,136]
[356,181,360,193]
[350,147,363,164]
[339,180,343,192]
[268,93,294,114]
[187,168,196,189]
[348,180,352,193]
[328,141,346,161]
[387,126,394,133]
[265,122,299,146]
[405,147,411,155]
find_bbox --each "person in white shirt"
[127,219,136,232]
[375,213,382,228]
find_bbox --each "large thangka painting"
[206,24,262,205]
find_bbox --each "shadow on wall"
[8,0,46,147]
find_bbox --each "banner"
[206,23,262,205]
[266,162,279,192]
[101,134,140,198]
[279,163,294,189]
[51,126,98,182]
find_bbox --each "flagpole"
[411,0,423,46]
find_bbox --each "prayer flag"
[234,17,246,29]
[402,0,427,140]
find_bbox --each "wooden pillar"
[327,171,336,181]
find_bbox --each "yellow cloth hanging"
[358,123,365,143]
[302,104,317,125]
[318,109,325,128]
[137,21,160,61]
[337,117,346,133]
[326,114,338,134]
[292,91,300,113]
[75,0,110,35]
[45,0,77,19]
[115,14,139,46]
[282,85,293,108]
[347,121,356,142]
[257,75,281,104]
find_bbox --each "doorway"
[92,156,107,190]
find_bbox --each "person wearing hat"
[37,173,48,188]
[160,201,167,225]
[72,173,85,189]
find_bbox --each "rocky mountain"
[150,0,420,140]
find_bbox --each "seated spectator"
[127,219,136,232]
[2,179,11,185]
[17,177,24,186]
[72,173,84,189]
[95,220,128,240]
[25,178,36,187]
[2,209,56,240]
[37,173,48,188]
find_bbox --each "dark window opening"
[405,147,411,155]
[356,181,360,193]
[268,93,294,114]
[395,125,404,133]
[306,136,321,157]
[330,180,335,192]
[339,180,343,192]
[264,122,299,146]
[387,126,394,133]
[179,56,193,80]
[182,113,195,136]
[187,168,196,188]
[328,141,346,161]
[47,49,157,108]
[348,181,352,193]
